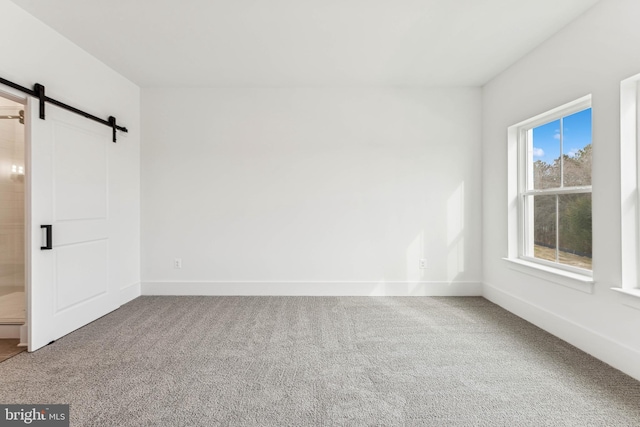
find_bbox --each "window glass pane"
[532,120,561,189]
[532,194,557,262]
[558,193,592,270]
[562,108,592,187]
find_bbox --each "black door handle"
[41,225,52,250]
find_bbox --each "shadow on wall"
[447,181,465,282]
[367,181,468,296]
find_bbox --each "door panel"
[55,240,108,312]
[53,121,107,221]
[29,99,117,351]
[53,220,108,246]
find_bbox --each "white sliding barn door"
[29,99,117,351]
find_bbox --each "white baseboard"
[142,281,483,296]
[119,282,141,305]
[0,324,21,339]
[483,282,640,382]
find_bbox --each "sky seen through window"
[532,108,592,166]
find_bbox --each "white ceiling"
[10,0,599,87]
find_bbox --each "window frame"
[616,73,640,300]
[508,95,593,280]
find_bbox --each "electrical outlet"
[174,258,182,269]
[419,259,427,269]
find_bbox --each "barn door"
[28,98,117,351]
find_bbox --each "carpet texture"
[0,296,639,426]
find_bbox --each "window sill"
[611,287,640,311]
[503,258,594,294]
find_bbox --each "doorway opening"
[0,93,27,357]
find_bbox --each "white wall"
[483,0,640,380]
[0,0,141,304]
[142,88,482,295]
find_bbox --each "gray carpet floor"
[1,296,639,426]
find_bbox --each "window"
[510,96,592,277]
[618,73,640,300]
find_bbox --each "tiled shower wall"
[0,105,25,292]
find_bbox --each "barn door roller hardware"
[0,76,128,142]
